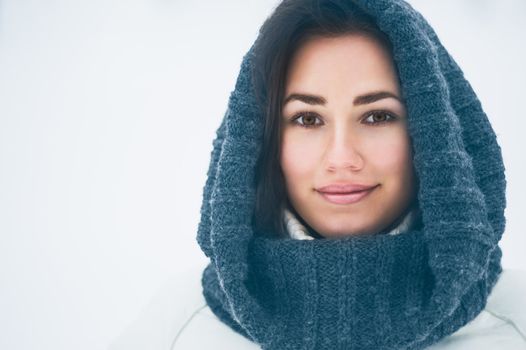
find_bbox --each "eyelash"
[289,110,398,128]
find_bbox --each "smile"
[317,185,378,205]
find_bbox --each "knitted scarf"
[196,0,507,348]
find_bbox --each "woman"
[185,0,525,348]
[112,0,526,349]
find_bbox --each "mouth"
[316,185,378,205]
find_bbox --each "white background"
[0,1,525,349]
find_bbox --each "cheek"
[280,133,319,182]
[366,130,413,176]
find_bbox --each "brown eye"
[363,111,396,125]
[303,115,317,126]
[373,113,387,122]
[292,113,322,128]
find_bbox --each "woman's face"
[280,34,417,238]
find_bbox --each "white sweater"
[109,267,526,350]
[109,208,526,349]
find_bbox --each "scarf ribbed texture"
[196,0,507,348]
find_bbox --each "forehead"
[285,34,401,95]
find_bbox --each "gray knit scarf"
[196,0,507,349]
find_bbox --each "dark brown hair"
[250,0,394,238]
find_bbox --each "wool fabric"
[196,0,507,349]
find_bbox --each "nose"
[324,127,364,172]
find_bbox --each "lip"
[316,184,378,205]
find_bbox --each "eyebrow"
[283,91,403,106]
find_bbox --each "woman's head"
[252,0,418,238]
[281,33,417,238]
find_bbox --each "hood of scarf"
[196,1,507,349]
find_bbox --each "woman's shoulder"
[108,264,210,350]
[174,269,526,350]
[485,269,526,330]
[429,268,526,349]
[171,304,259,349]
[109,267,526,349]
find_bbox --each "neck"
[284,200,422,240]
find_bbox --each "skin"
[280,33,417,238]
